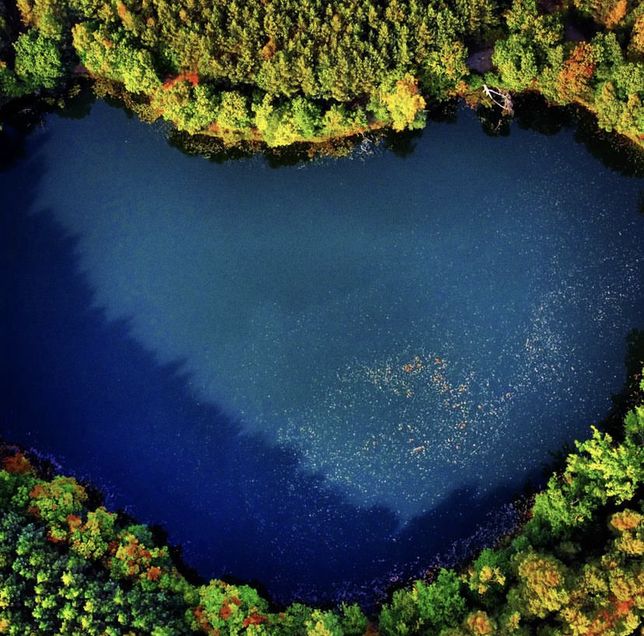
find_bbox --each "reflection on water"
[1,101,642,602]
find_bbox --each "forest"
[0,0,642,148]
[1,370,642,635]
[0,0,643,632]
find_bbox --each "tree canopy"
[0,0,642,148]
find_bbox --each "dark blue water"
[1,101,642,605]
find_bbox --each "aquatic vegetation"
[1,380,641,634]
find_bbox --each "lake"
[1,99,642,605]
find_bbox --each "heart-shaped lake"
[1,101,642,604]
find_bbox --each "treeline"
[0,0,642,148]
[481,0,644,146]
[1,375,642,635]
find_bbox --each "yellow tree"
[378,73,426,131]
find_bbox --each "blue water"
[1,101,642,605]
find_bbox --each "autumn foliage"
[1,0,643,147]
[163,71,200,90]
[556,42,595,101]
[1,452,32,475]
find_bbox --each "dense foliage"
[378,403,644,635]
[0,0,642,148]
[1,375,642,635]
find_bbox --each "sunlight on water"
[17,102,644,522]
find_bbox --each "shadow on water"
[379,101,461,160]
[6,81,641,176]
[479,93,644,178]
[0,83,94,169]
[0,141,532,609]
[0,107,48,170]
[170,95,643,175]
[166,100,458,166]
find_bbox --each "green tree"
[217,90,251,130]
[370,73,426,131]
[509,551,569,619]
[14,29,64,90]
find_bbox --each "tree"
[379,569,466,635]
[416,570,467,630]
[572,0,628,30]
[510,551,569,619]
[72,23,160,94]
[530,418,643,538]
[555,42,595,102]
[464,610,496,635]
[68,506,117,560]
[467,548,508,602]
[217,91,251,130]
[13,29,64,90]
[16,0,68,41]
[370,73,426,131]
[151,81,219,134]
[306,610,343,636]
[27,476,87,541]
[338,603,368,636]
[192,580,269,635]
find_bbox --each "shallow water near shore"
[1,100,642,604]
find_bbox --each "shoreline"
[1,335,640,612]
[2,74,643,164]
[0,435,532,612]
[3,82,642,180]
